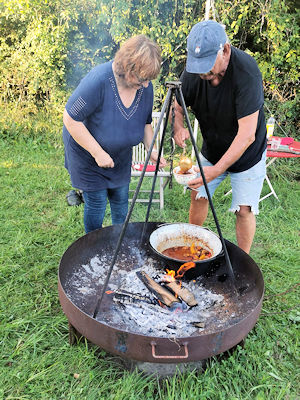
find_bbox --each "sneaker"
[66,190,84,206]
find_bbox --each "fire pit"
[58,222,264,365]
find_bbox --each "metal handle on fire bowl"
[150,341,189,359]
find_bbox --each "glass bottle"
[266,116,275,139]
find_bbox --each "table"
[262,137,300,202]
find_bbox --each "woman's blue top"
[63,61,153,191]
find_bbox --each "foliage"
[0,0,299,139]
[215,0,299,131]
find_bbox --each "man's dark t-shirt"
[177,46,267,172]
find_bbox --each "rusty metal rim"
[58,271,264,339]
[57,222,265,363]
[58,275,264,362]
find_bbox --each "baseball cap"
[186,20,227,74]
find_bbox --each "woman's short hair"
[114,35,161,82]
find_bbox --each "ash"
[63,240,144,306]
[108,261,225,338]
[64,243,237,338]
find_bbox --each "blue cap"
[186,20,227,74]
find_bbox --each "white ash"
[107,263,224,338]
[64,246,235,338]
[64,243,150,301]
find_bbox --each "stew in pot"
[162,243,212,261]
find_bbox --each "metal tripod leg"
[92,87,173,318]
[176,84,235,283]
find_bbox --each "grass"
[0,138,299,400]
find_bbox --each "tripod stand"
[93,81,235,318]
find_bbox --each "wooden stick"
[165,281,198,307]
[136,271,179,307]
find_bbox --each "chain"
[169,99,176,189]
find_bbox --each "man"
[174,20,267,254]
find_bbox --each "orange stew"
[162,244,212,261]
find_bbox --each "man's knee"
[191,191,208,204]
[235,205,253,218]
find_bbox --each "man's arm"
[63,109,114,168]
[173,99,190,148]
[188,111,258,188]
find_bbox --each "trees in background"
[0,0,298,139]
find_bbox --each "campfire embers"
[164,281,197,307]
[136,271,180,307]
[111,289,156,306]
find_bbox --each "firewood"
[136,271,180,307]
[113,289,156,305]
[165,281,198,307]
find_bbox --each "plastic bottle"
[266,115,275,139]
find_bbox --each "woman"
[63,35,166,233]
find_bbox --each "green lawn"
[0,139,299,399]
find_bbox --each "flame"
[164,269,176,282]
[105,290,114,294]
[175,262,196,279]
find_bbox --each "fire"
[105,290,114,294]
[165,262,196,281]
[174,261,196,279]
[165,269,176,282]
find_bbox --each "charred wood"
[113,289,156,306]
[136,271,180,307]
[164,281,198,307]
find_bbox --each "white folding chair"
[224,156,279,202]
[130,111,171,209]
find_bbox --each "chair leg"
[259,174,279,202]
[159,177,164,209]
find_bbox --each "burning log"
[136,271,180,307]
[164,281,198,307]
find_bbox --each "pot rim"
[149,223,223,264]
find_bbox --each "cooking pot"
[149,223,223,278]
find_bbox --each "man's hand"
[188,166,220,189]
[93,148,114,168]
[173,127,190,148]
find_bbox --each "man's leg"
[230,150,266,254]
[235,206,256,254]
[189,191,209,225]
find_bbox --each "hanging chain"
[169,98,176,189]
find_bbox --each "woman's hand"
[63,109,114,168]
[93,148,115,168]
[150,150,167,169]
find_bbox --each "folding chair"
[223,152,279,202]
[130,111,171,209]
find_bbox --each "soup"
[162,243,212,261]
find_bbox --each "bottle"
[266,115,275,139]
